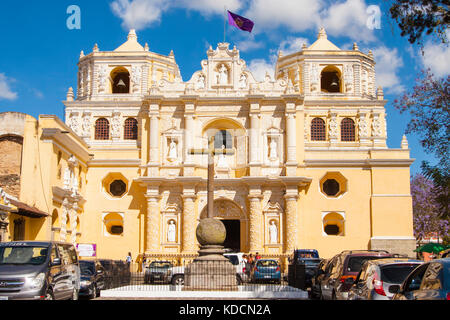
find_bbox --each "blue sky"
[0,0,448,175]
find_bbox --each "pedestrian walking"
[255,252,261,260]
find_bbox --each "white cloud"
[421,32,450,77]
[321,0,376,42]
[278,37,309,55]
[111,0,379,44]
[372,46,405,94]
[0,73,17,100]
[110,0,170,30]
[245,0,323,33]
[248,58,276,81]
[111,0,242,30]
[176,0,241,16]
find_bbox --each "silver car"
[347,258,423,300]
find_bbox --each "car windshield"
[0,245,49,265]
[257,260,278,267]
[303,259,322,265]
[150,262,171,268]
[80,262,95,275]
[225,256,239,265]
[347,256,386,273]
[380,264,421,283]
[295,250,319,259]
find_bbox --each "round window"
[323,179,340,196]
[324,224,340,236]
[109,180,127,197]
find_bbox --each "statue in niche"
[217,64,228,85]
[268,138,278,160]
[195,73,205,90]
[217,145,228,168]
[167,138,177,161]
[239,73,247,88]
[269,220,278,244]
[167,220,176,242]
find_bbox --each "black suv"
[79,260,106,299]
[320,250,393,300]
[288,249,322,290]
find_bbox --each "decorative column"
[248,194,263,253]
[149,115,159,163]
[284,193,299,253]
[328,110,339,147]
[181,194,198,253]
[249,113,260,165]
[248,97,262,176]
[358,109,371,147]
[70,203,79,245]
[60,198,69,242]
[285,109,297,176]
[145,194,160,253]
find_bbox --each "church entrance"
[199,198,246,253]
[222,219,240,252]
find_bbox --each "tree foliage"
[388,0,449,45]
[394,69,449,218]
[411,174,449,243]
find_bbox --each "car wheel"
[44,289,54,300]
[71,288,79,300]
[172,275,184,286]
[90,285,97,299]
[331,290,336,300]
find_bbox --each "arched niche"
[320,65,342,93]
[110,67,130,94]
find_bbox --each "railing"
[100,259,307,293]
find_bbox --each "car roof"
[366,258,422,266]
[342,251,392,258]
[257,259,278,262]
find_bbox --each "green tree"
[394,70,449,218]
[388,0,449,45]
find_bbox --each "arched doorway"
[200,198,247,252]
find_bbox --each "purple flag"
[227,10,254,33]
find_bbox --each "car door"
[414,262,444,300]
[321,256,339,299]
[49,244,65,300]
[56,244,72,299]
[95,262,106,290]
[350,263,370,300]
[394,263,428,300]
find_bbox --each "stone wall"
[0,112,27,198]
[370,237,417,258]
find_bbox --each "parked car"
[0,241,80,300]
[288,249,321,289]
[167,252,249,286]
[310,258,329,299]
[390,258,450,300]
[250,259,281,284]
[144,260,173,284]
[347,258,423,300]
[224,252,248,284]
[320,250,393,300]
[79,259,106,299]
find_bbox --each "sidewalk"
[100,284,309,299]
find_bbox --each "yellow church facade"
[12,29,415,263]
